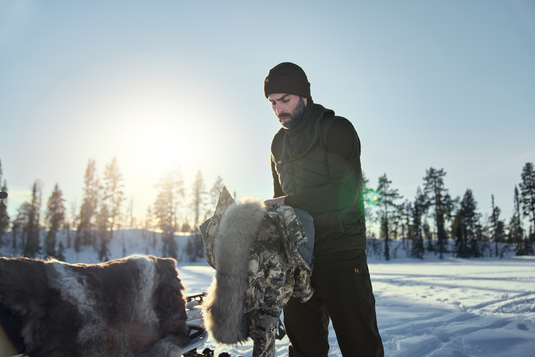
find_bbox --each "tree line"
[0,158,225,262]
[366,163,535,260]
[1,159,534,262]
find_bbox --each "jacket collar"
[272,102,335,163]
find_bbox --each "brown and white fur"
[0,255,189,357]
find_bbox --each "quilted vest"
[273,110,367,254]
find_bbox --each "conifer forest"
[0,158,534,262]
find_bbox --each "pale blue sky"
[1,0,534,227]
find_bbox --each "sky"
[1,0,534,228]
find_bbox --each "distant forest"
[0,158,534,262]
[364,164,534,260]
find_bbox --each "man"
[263,62,384,357]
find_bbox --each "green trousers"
[283,249,384,357]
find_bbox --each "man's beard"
[277,97,306,130]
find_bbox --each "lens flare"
[0,326,19,356]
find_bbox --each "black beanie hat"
[264,62,311,99]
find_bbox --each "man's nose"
[275,103,285,114]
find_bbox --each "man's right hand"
[263,197,286,206]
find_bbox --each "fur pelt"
[0,255,189,357]
[202,197,266,344]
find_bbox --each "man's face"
[267,93,308,130]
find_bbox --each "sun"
[132,132,179,171]
[85,69,224,210]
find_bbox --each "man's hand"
[263,196,286,206]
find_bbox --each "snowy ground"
[2,230,534,357]
[179,255,535,357]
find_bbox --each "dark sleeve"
[284,118,362,214]
[271,153,285,198]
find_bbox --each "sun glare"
[130,130,181,171]
[80,70,225,215]
[101,81,210,171]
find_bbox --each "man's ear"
[303,97,308,106]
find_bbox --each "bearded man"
[263,62,384,357]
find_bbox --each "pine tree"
[208,175,225,216]
[411,187,427,259]
[67,199,77,249]
[23,182,42,258]
[423,168,455,259]
[12,202,31,255]
[154,167,184,259]
[490,195,505,257]
[376,174,402,261]
[97,204,111,261]
[144,206,157,248]
[390,204,402,241]
[63,218,71,250]
[186,233,204,262]
[513,183,534,255]
[478,220,490,258]
[191,170,207,232]
[188,170,208,261]
[44,183,66,258]
[76,159,99,249]
[519,162,535,239]
[460,189,481,258]
[127,197,135,228]
[102,157,125,239]
[0,168,9,250]
[510,186,525,252]
[181,220,192,233]
[362,172,378,222]
[400,200,412,252]
[452,210,465,257]
[56,241,66,262]
[186,235,195,261]
[422,220,434,252]
[0,185,8,250]
[496,220,506,257]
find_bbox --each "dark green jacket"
[270,102,367,256]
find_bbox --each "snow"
[370,257,535,357]
[2,230,534,357]
[177,256,535,357]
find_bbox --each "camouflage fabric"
[201,187,236,269]
[200,188,313,357]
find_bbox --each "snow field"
[177,256,535,357]
[369,257,535,357]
